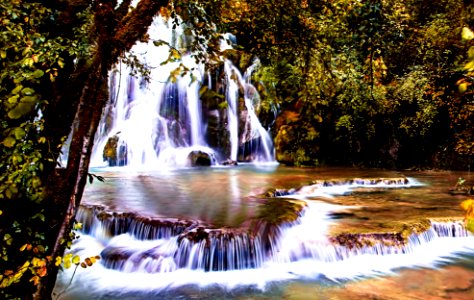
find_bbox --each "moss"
[330,218,449,248]
[255,198,307,225]
[102,133,127,166]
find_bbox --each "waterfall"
[90,16,275,169]
[225,59,274,162]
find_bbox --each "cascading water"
[55,175,474,298]
[225,60,274,162]
[90,16,274,169]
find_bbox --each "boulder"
[187,150,212,167]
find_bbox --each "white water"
[225,59,274,162]
[90,16,274,169]
[56,206,474,297]
[287,177,425,199]
[55,178,474,297]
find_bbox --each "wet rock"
[187,151,212,167]
[330,232,406,249]
[103,133,127,166]
[254,198,307,226]
[221,159,238,166]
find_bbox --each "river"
[53,165,474,299]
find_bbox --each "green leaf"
[4,234,12,245]
[153,40,168,47]
[13,127,26,139]
[12,85,23,94]
[21,87,35,95]
[32,69,44,78]
[7,95,38,119]
[467,218,474,233]
[72,255,80,265]
[7,95,20,104]
[57,59,64,68]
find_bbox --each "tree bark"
[34,0,169,298]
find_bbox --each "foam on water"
[56,199,474,297]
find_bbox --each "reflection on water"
[54,166,474,299]
[84,166,471,230]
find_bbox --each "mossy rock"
[255,198,307,225]
[103,133,127,166]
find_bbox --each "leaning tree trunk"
[34,0,169,299]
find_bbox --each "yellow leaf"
[54,256,62,267]
[460,199,474,211]
[73,222,83,230]
[2,136,16,148]
[461,199,474,219]
[20,260,30,271]
[31,257,40,266]
[464,61,474,72]
[462,27,474,41]
[468,47,474,59]
[19,244,28,252]
[0,278,9,288]
[30,275,40,285]
[63,260,71,269]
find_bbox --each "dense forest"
[210,0,474,169]
[0,0,473,299]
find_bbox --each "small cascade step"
[79,200,471,274]
[263,177,417,198]
[76,205,199,240]
[76,202,304,272]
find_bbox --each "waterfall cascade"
[54,11,474,299]
[91,16,274,169]
[72,177,473,279]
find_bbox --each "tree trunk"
[34,0,169,298]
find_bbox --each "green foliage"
[0,1,92,297]
[201,0,474,168]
